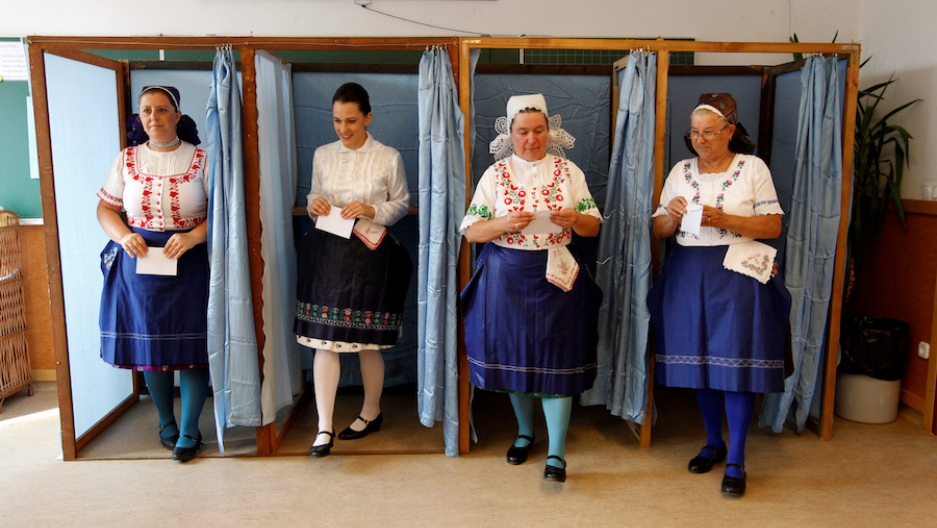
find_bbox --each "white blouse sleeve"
[459,165,500,235]
[567,161,601,221]
[97,151,126,207]
[372,150,410,227]
[653,163,684,218]
[750,157,784,216]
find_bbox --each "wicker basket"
[0,210,33,412]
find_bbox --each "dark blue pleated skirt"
[647,244,791,393]
[99,227,209,371]
[294,225,412,346]
[460,243,601,395]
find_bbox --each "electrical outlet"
[918,342,930,360]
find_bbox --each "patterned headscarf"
[685,92,755,155]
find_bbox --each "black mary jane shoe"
[688,444,727,474]
[543,455,567,483]
[338,413,383,440]
[172,433,203,463]
[506,434,535,465]
[308,431,335,458]
[159,422,179,450]
[721,463,747,497]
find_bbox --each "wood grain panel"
[849,208,937,410]
[20,225,54,371]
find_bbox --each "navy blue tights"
[696,389,755,479]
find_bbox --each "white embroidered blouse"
[654,154,784,246]
[307,134,410,227]
[97,142,209,232]
[459,154,602,251]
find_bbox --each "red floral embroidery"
[123,147,207,231]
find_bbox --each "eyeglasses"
[685,126,729,141]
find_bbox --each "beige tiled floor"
[1,382,936,527]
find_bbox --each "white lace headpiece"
[488,94,576,161]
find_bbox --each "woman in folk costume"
[460,94,603,483]
[648,93,792,497]
[97,85,209,462]
[294,82,412,458]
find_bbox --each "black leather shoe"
[338,413,383,440]
[543,455,567,483]
[159,422,179,450]
[506,435,535,465]
[172,433,202,463]
[721,464,747,497]
[309,431,335,458]
[688,444,727,474]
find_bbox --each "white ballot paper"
[315,207,355,239]
[136,248,178,276]
[680,203,704,236]
[521,210,564,235]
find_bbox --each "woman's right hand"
[666,196,689,221]
[503,211,537,234]
[308,197,331,217]
[119,232,148,259]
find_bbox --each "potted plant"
[836,68,920,424]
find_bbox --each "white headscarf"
[488,94,576,161]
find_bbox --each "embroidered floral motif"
[679,159,744,240]
[577,197,597,213]
[492,158,575,249]
[740,252,771,276]
[295,301,402,330]
[557,260,570,276]
[716,160,745,239]
[465,203,493,220]
[102,246,120,270]
[124,147,207,231]
[97,188,123,207]
[683,162,701,204]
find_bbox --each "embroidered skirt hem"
[294,225,412,347]
[461,243,601,396]
[99,228,209,370]
[648,244,791,393]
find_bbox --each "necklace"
[149,137,181,149]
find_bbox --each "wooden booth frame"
[456,38,863,451]
[27,36,880,460]
[27,36,459,460]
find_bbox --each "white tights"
[312,348,384,446]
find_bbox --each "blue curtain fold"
[416,47,466,457]
[580,51,656,424]
[206,47,261,449]
[254,51,302,425]
[760,56,842,433]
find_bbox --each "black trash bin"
[839,316,909,381]
[835,316,909,423]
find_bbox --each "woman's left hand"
[340,201,376,220]
[550,208,581,230]
[163,232,198,259]
[701,205,725,229]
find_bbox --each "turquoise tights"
[509,393,573,469]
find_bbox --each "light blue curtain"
[417,47,466,457]
[760,56,842,433]
[254,51,302,425]
[580,51,656,425]
[206,47,261,449]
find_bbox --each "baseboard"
[31,369,56,382]
[900,388,924,411]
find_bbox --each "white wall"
[861,0,937,198]
[4,0,858,66]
